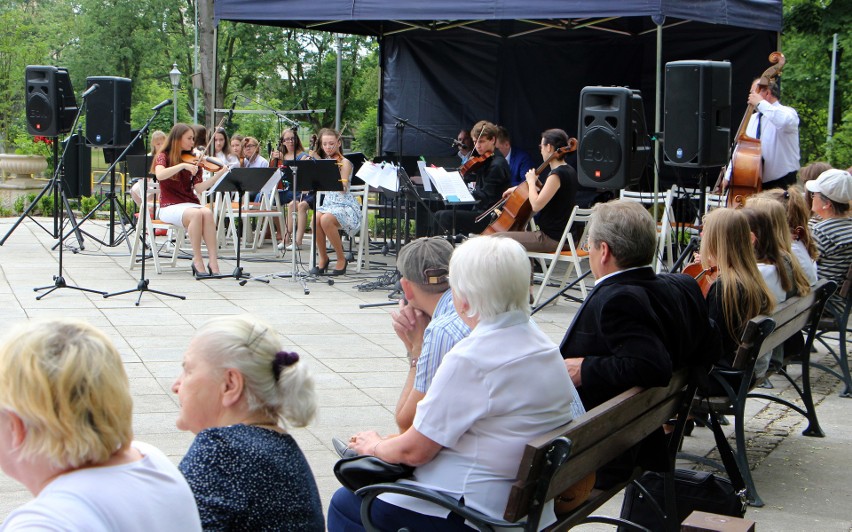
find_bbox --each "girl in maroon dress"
[154,123,227,278]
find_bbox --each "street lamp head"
[169,63,181,89]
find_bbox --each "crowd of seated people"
[10,112,848,529]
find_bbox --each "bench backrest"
[732,278,836,369]
[503,368,693,524]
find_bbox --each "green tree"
[783,0,851,166]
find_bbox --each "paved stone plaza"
[0,217,849,530]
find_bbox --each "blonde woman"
[173,315,323,530]
[753,186,818,284]
[700,208,775,372]
[0,319,200,530]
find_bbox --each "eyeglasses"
[245,143,258,148]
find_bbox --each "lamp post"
[169,63,181,126]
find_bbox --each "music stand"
[284,160,344,272]
[208,167,281,283]
[126,155,152,180]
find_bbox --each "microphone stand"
[33,93,106,300]
[389,116,450,242]
[104,106,186,305]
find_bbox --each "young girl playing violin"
[230,134,245,168]
[311,128,358,276]
[699,208,775,373]
[213,127,239,168]
[497,128,579,252]
[154,123,228,278]
[241,137,268,168]
[269,128,314,251]
[432,120,510,237]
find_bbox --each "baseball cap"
[805,169,852,204]
[396,237,453,287]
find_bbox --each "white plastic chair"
[619,188,675,273]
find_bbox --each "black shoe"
[310,262,328,276]
[191,264,210,279]
[330,262,348,276]
[332,436,358,458]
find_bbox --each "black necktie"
[756,113,763,140]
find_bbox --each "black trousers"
[763,170,799,190]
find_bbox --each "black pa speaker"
[25,66,77,137]
[664,61,731,167]
[61,133,92,198]
[577,87,650,190]
[85,76,131,147]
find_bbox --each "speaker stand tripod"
[104,108,185,305]
[58,154,134,250]
[0,139,85,251]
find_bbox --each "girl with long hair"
[497,128,579,252]
[311,128,358,276]
[700,208,775,369]
[154,123,226,278]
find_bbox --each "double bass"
[480,138,578,235]
[726,51,786,208]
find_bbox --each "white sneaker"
[277,242,287,251]
[286,243,302,251]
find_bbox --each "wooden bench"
[355,368,698,531]
[682,278,837,508]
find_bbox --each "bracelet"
[372,440,382,457]
[410,357,418,368]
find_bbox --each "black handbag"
[333,455,415,492]
[619,407,747,530]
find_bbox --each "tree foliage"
[782,0,851,167]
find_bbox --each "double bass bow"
[479,138,578,235]
[726,51,786,208]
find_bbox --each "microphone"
[81,84,99,98]
[227,96,237,125]
[151,99,173,111]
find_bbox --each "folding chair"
[128,198,186,275]
[619,188,675,273]
[527,206,593,307]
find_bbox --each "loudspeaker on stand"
[664,60,731,167]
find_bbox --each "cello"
[726,51,786,208]
[480,138,578,235]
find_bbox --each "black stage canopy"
[216,1,783,185]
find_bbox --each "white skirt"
[157,203,202,227]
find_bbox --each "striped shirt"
[813,217,852,287]
[414,290,471,393]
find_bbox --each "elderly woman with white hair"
[327,236,584,531]
[0,319,201,531]
[173,315,324,530]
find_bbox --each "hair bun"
[272,351,299,381]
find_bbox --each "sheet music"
[421,167,475,202]
[356,161,399,191]
[416,160,432,192]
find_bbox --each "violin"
[459,151,493,178]
[269,139,285,168]
[479,139,578,235]
[727,51,786,208]
[181,151,226,173]
[683,262,718,298]
[307,134,319,160]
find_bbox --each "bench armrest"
[355,482,524,531]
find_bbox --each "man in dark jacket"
[560,199,721,485]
